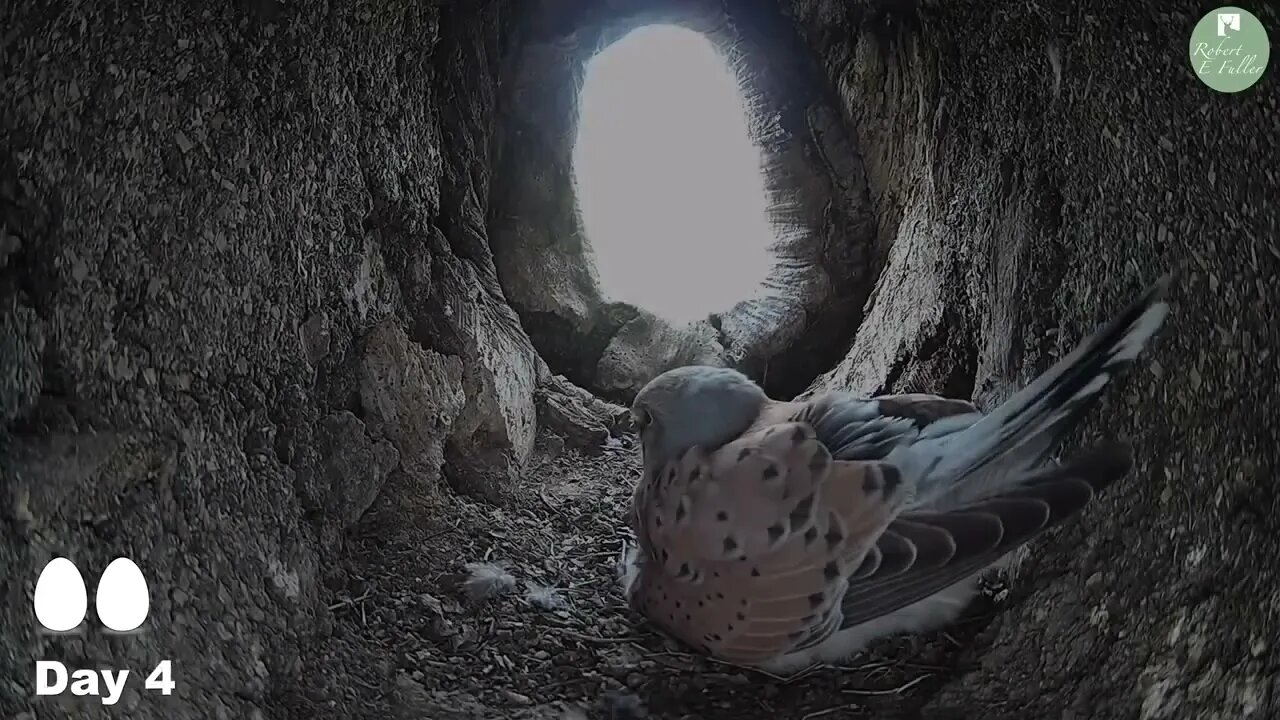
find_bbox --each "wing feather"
[791,393,984,462]
[838,442,1132,628]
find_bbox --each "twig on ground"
[801,704,862,719]
[539,490,569,518]
[328,590,372,611]
[841,673,933,696]
[703,656,818,684]
[557,628,640,644]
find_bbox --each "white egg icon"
[33,557,89,632]
[95,557,150,632]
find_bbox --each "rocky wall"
[786,0,1280,717]
[0,1,616,716]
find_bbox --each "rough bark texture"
[1,0,617,717]
[2,0,1278,718]
[787,1,1280,717]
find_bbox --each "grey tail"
[909,274,1171,492]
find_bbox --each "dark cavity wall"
[788,1,1280,717]
[0,0,602,716]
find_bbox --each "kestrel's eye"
[633,407,651,431]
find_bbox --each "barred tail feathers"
[894,275,1171,499]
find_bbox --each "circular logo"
[1189,7,1270,92]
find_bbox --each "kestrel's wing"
[632,422,911,665]
[787,392,984,462]
[875,394,983,424]
[837,441,1134,628]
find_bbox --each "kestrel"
[622,277,1171,673]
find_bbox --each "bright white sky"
[573,24,776,326]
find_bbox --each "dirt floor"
[275,430,1007,720]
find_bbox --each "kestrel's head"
[631,365,768,472]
